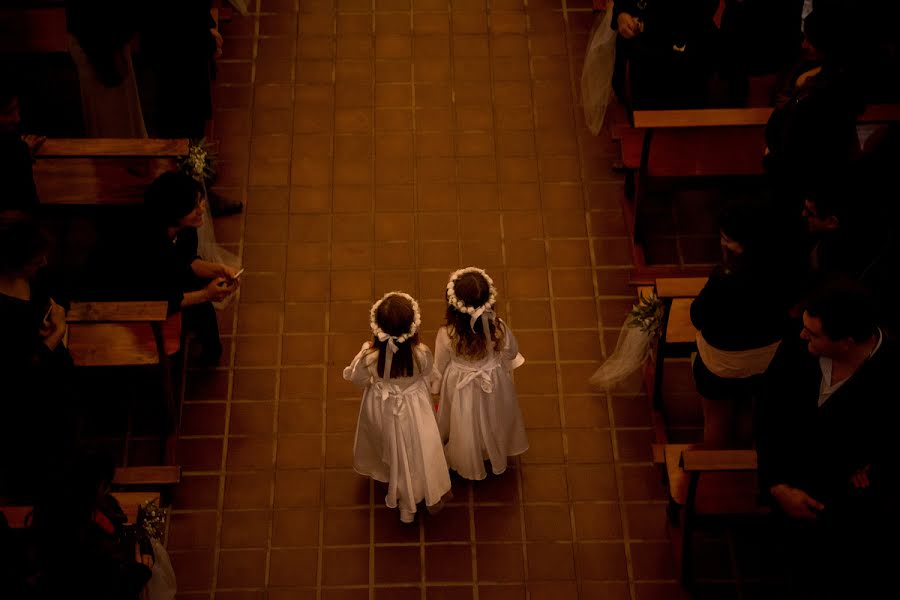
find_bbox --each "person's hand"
[39,299,67,349]
[617,12,640,39]
[211,28,224,59]
[205,277,235,302]
[134,543,154,569]
[218,264,240,280]
[770,484,824,520]
[795,66,822,89]
[850,465,871,489]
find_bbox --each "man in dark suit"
[611,0,721,109]
[757,280,898,598]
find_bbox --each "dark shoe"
[208,191,243,216]
[190,339,223,367]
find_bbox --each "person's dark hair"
[0,210,50,275]
[444,270,505,359]
[371,294,420,378]
[144,171,202,228]
[717,198,781,272]
[805,278,878,342]
[29,450,115,535]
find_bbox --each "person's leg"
[182,300,222,364]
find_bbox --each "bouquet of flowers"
[178,138,217,186]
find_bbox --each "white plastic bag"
[581,7,617,135]
[141,538,177,600]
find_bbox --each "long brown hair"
[445,270,505,360]
[370,293,420,378]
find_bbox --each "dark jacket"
[34,495,151,600]
[765,65,864,196]
[612,0,720,51]
[0,132,39,210]
[756,334,898,510]
[691,263,794,351]
[719,0,805,76]
[0,277,75,501]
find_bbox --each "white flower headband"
[370,291,421,381]
[447,266,498,353]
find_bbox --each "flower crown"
[370,291,421,344]
[446,267,497,316]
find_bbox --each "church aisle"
[167,1,680,598]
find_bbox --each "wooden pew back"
[33,139,190,206]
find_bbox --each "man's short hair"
[805,278,878,342]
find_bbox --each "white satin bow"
[470,306,495,357]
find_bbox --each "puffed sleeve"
[415,344,434,377]
[343,342,374,388]
[429,327,452,394]
[500,321,525,370]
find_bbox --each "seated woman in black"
[29,451,154,600]
[690,201,800,447]
[765,3,866,207]
[0,211,75,502]
[139,171,238,363]
[612,0,720,110]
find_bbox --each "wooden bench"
[1,465,181,528]
[67,301,183,463]
[33,138,190,206]
[617,104,900,266]
[653,444,764,587]
[0,6,67,54]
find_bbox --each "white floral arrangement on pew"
[589,292,664,390]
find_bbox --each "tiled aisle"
[169,2,681,598]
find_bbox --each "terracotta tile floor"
[166,2,693,598]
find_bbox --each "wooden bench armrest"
[633,108,773,129]
[35,138,191,158]
[655,277,707,299]
[113,466,181,487]
[67,301,169,323]
[859,104,900,124]
[681,449,758,472]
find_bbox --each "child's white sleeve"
[501,322,525,370]
[343,342,373,387]
[417,344,434,377]
[430,328,452,394]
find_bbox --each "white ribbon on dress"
[469,306,496,358]
[375,330,400,384]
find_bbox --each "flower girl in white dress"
[431,267,529,480]
[344,291,451,523]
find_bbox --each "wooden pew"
[653,444,764,587]
[0,6,67,54]
[618,104,900,266]
[638,276,706,414]
[67,301,183,463]
[1,465,181,528]
[32,138,190,206]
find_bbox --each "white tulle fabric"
[430,322,528,481]
[589,318,654,389]
[196,181,241,310]
[344,343,451,523]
